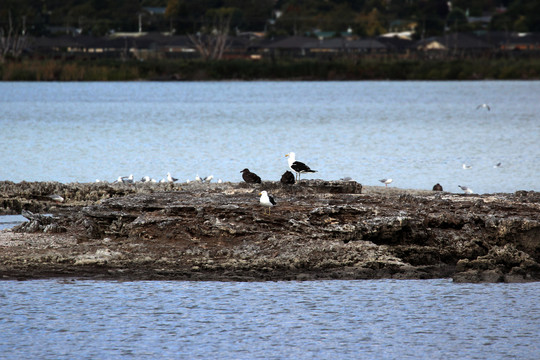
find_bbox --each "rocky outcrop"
[1,180,539,282]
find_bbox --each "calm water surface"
[1,81,539,193]
[0,279,539,359]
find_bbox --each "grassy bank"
[2,57,540,81]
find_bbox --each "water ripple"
[1,279,539,359]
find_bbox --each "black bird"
[280,170,295,185]
[432,183,443,191]
[240,168,262,184]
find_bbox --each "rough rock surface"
[1,180,539,282]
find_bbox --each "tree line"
[1,0,539,38]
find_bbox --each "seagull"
[259,191,276,214]
[280,170,295,185]
[203,175,214,183]
[462,164,472,170]
[217,179,223,184]
[379,178,393,187]
[240,168,261,184]
[167,172,178,183]
[195,174,202,183]
[115,175,133,184]
[48,194,64,202]
[494,162,502,168]
[123,174,134,183]
[141,176,152,183]
[285,152,317,180]
[476,104,490,111]
[458,185,474,194]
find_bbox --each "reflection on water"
[0,279,539,359]
[1,81,539,193]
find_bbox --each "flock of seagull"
[458,160,503,194]
[252,149,502,213]
[108,172,219,185]
[105,132,500,214]
[245,152,397,214]
[250,152,319,214]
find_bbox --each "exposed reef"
[1,180,539,283]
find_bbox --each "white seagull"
[203,175,214,183]
[167,172,178,183]
[116,175,134,184]
[476,104,490,111]
[458,185,474,194]
[379,178,393,187]
[48,194,64,203]
[494,162,502,168]
[285,152,317,180]
[462,164,472,170]
[259,191,276,214]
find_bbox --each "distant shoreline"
[2,58,540,81]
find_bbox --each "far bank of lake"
[2,58,540,81]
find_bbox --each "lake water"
[1,81,539,194]
[1,279,539,359]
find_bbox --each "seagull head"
[285,152,295,159]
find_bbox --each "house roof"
[347,39,387,50]
[266,36,387,50]
[266,36,316,49]
[377,36,414,50]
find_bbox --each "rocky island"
[1,180,539,283]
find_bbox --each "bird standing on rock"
[379,178,393,187]
[285,152,317,180]
[240,168,262,184]
[259,191,276,214]
[167,172,178,182]
[280,170,295,185]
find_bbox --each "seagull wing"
[291,161,315,173]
